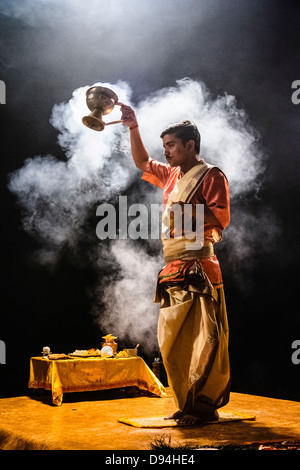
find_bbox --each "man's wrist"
[129,124,139,130]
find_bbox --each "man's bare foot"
[164,410,184,420]
[176,410,219,426]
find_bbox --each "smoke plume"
[8,78,277,352]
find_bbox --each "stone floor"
[0,388,300,450]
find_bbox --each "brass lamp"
[82,86,123,131]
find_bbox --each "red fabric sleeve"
[201,168,230,230]
[141,158,172,189]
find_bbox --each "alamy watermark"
[291,80,300,105]
[0,340,6,364]
[96,196,204,247]
[0,80,6,104]
[291,340,300,365]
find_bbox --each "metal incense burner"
[82,86,123,131]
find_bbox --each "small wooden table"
[28,356,166,405]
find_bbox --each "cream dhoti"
[156,258,230,414]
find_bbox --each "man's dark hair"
[160,120,201,154]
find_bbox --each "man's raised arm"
[120,104,149,172]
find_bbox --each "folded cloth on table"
[47,354,70,360]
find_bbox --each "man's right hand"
[120,104,138,129]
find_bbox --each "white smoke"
[8,80,135,265]
[91,241,163,351]
[8,78,275,352]
[136,79,265,196]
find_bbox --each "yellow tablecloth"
[28,356,167,405]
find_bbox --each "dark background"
[0,0,299,401]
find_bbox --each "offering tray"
[69,349,102,357]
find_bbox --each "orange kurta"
[142,158,230,288]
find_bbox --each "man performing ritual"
[121,104,231,425]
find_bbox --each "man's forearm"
[120,104,149,171]
[129,126,149,171]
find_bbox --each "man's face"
[162,134,190,168]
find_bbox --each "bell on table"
[82,86,123,131]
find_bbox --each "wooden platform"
[0,389,299,450]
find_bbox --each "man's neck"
[180,157,201,175]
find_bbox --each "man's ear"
[186,139,196,152]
